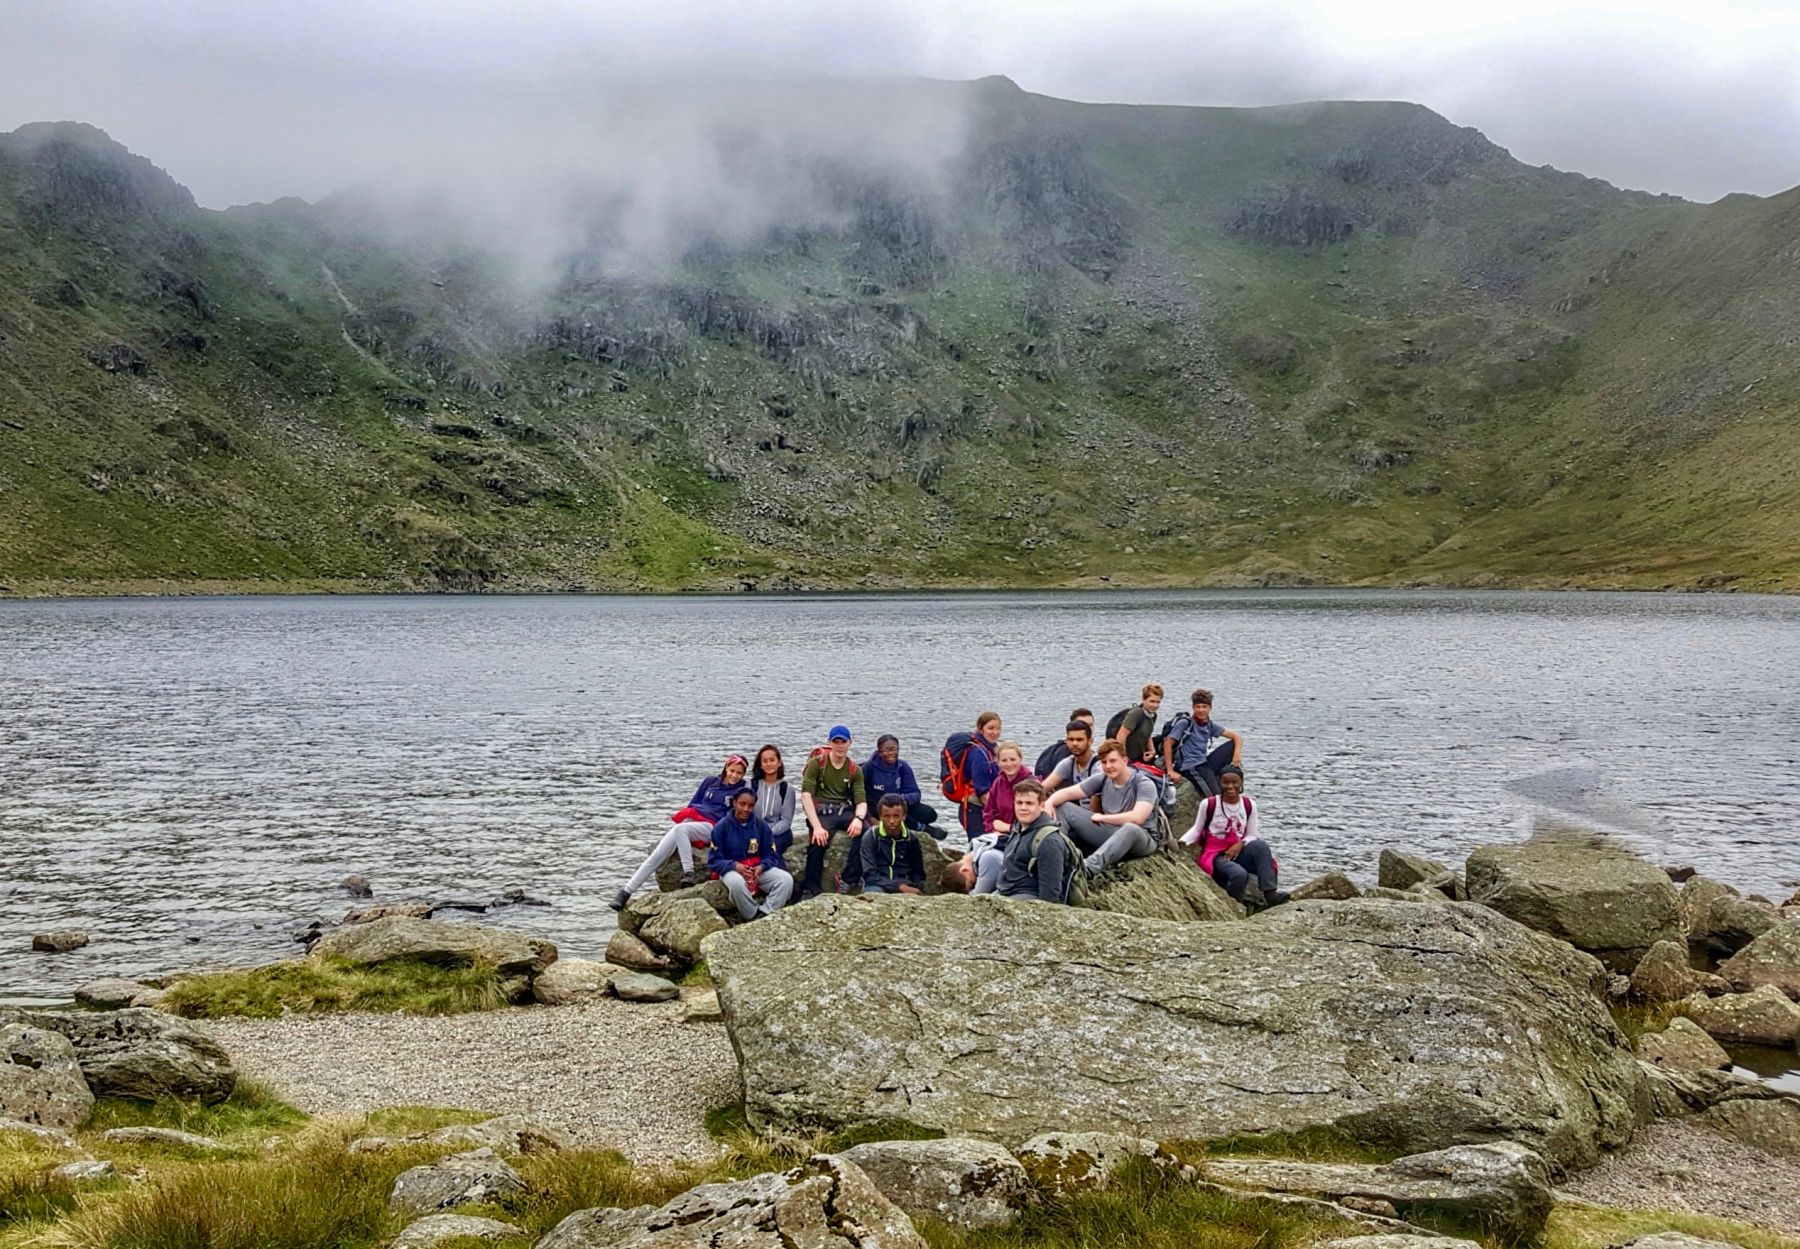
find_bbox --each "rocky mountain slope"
[1,77,1795,593]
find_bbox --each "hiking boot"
[1264,890,1292,908]
[922,824,951,841]
[609,888,632,912]
[678,871,697,888]
[798,885,820,902]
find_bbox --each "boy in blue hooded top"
[860,795,926,893]
[709,789,794,919]
[864,735,945,837]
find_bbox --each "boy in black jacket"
[861,795,926,894]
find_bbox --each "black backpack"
[1152,711,1193,766]
[1104,706,1132,740]
[1034,740,1069,779]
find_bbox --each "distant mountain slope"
[0,79,1795,594]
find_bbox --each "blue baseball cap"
[828,724,852,742]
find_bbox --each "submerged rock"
[703,895,1639,1169]
[1465,837,1683,972]
[537,1154,924,1249]
[31,931,89,953]
[0,1022,93,1128]
[73,977,146,1009]
[342,900,434,923]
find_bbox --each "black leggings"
[801,802,860,892]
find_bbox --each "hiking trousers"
[1060,806,1157,874]
[1212,839,1278,901]
[623,820,712,893]
[723,867,795,919]
[801,802,861,894]
[1176,740,1237,797]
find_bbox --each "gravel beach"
[210,997,739,1164]
[1562,1119,1800,1235]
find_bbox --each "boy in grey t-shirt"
[1044,740,1160,875]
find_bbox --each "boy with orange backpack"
[798,725,869,899]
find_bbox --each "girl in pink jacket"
[1178,766,1288,906]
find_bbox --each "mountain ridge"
[1,81,1795,595]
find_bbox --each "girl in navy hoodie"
[612,754,750,909]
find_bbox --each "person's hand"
[898,884,921,895]
[991,819,1010,834]
[849,818,865,836]
[1222,842,1242,861]
[1169,770,1184,783]
[810,825,829,846]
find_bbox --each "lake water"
[3,589,1798,1005]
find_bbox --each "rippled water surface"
[3,589,1798,1001]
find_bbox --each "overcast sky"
[3,0,1796,207]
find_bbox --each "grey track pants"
[1060,805,1157,874]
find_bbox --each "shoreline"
[1,576,1796,601]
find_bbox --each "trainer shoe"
[679,871,697,888]
[609,888,631,912]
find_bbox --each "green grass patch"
[354,1106,495,1139]
[919,1157,1363,1249]
[0,1134,77,1231]
[1545,1203,1800,1249]
[678,961,713,988]
[702,1102,747,1141]
[820,1120,947,1152]
[1608,1001,1682,1044]
[84,1080,306,1146]
[160,956,510,1019]
[41,1136,403,1249]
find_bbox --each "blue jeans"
[1177,741,1237,797]
[1211,839,1277,901]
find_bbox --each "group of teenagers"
[610,684,1288,921]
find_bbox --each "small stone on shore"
[614,973,679,1003]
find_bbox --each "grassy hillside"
[1,78,1795,594]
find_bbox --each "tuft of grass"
[0,1134,77,1230]
[1609,1001,1683,1044]
[919,1157,1363,1249]
[159,957,510,1019]
[36,1135,404,1249]
[84,1080,307,1146]
[702,1102,747,1141]
[678,962,713,988]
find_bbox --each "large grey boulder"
[1718,921,1800,1000]
[388,1147,526,1217]
[1465,837,1683,972]
[639,899,729,964]
[20,1008,235,1104]
[1695,1098,1800,1157]
[1377,850,1449,892]
[1684,880,1781,957]
[703,895,1640,1169]
[533,958,617,1006]
[1635,1017,1731,1073]
[1205,1142,1553,1243]
[1630,940,1727,1003]
[537,1154,926,1249]
[840,1137,1032,1228]
[0,1021,93,1127]
[622,882,736,936]
[1682,986,1800,1047]
[312,916,555,974]
[392,1214,524,1249]
[1079,847,1244,923]
[1291,872,1360,902]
